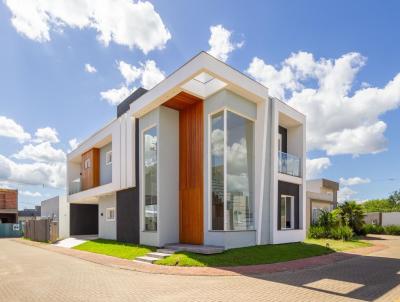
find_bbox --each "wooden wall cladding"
[81,148,100,191]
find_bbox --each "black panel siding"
[278,126,287,153]
[116,118,140,243]
[277,181,300,230]
[70,204,98,235]
[117,87,147,118]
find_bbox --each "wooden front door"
[179,101,204,244]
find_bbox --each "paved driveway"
[0,236,399,302]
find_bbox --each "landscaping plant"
[334,201,365,235]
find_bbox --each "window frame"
[141,124,158,232]
[105,150,112,166]
[208,107,255,232]
[280,194,294,230]
[105,207,116,222]
[84,158,91,169]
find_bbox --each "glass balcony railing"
[278,151,301,177]
[69,178,81,195]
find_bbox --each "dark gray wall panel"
[278,126,287,153]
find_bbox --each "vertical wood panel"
[179,101,204,244]
[81,148,100,191]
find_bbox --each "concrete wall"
[382,212,400,226]
[98,193,117,240]
[364,212,381,225]
[41,196,59,220]
[58,196,70,239]
[100,143,112,185]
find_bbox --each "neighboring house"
[41,196,70,239]
[306,179,339,228]
[67,52,306,249]
[0,189,18,223]
[18,206,41,223]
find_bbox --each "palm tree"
[336,201,365,235]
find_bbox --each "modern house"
[67,52,306,249]
[306,178,339,228]
[41,195,70,239]
[0,188,18,223]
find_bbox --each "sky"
[0,0,399,209]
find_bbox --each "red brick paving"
[15,238,387,277]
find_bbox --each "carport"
[70,204,98,236]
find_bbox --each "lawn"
[155,239,371,267]
[73,239,156,260]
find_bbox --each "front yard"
[73,238,370,267]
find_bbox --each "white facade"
[67,52,306,248]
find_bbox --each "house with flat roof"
[66,52,306,249]
[0,189,18,224]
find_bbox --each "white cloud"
[0,154,65,189]
[84,63,97,73]
[101,60,165,105]
[0,116,31,142]
[339,177,371,186]
[20,190,42,197]
[306,157,331,179]
[247,52,400,156]
[338,186,357,202]
[13,142,66,163]
[68,138,79,152]
[100,85,132,105]
[5,0,171,54]
[207,25,243,62]
[33,127,59,143]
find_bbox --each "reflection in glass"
[144,127,157,231]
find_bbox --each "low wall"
[382,212,400,226]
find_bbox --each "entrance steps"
[135,251,174,264]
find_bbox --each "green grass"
[73,239,156,260]
[155,239,371,267]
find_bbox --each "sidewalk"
[15,238,386,277]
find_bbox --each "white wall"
[98,193,117,240]
[58,196,70,239]
[382,212,400,226]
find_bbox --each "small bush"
[362,224,385,234]
[384,225,400,235]
[308,226,327,239]
[330,226,354,241]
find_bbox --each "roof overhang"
[129,52,269,118]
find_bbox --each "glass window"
[280,195,294,229]
[144,127,157,231]
[105,151,112,165]
[210,110,254,231]
[226,112,254,230]
[106,208,116,221]
[211,112,224,230]
[84,158,90,169]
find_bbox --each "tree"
[335,201,365,235]
[388,190,400,205]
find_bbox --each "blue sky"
[0,0,399,209]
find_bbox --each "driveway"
[0,236,399,302]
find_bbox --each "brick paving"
[0,235,399,301]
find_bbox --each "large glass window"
[144,127,157,231]
[280,195,294,229]
[210,110,254,231]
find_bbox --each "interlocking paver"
[0,235,399,302]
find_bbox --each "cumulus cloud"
[247,52,400,157]
[33,127,59,143]
[0,154,65,188]
[306,157,331,179]
[84,63,97,73]
[100,85,132,105]
[338,186,357,202]
[68,138,79,152]
[13,142,66,163]
[5,0,171,54]
[0,116,31,142]
[20,190,42,197]
[101,60,165,105]
[208,25,243,62]
[339,177,371,186]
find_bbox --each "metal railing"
[278,151,301,177]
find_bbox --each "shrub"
[363,224,385,234]
[384,225,400,235]
[335,201,365,235]
[330,226,354,241]
[308,226,327,239]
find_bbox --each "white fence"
[382,212,400,226]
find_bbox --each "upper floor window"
[106,151,112,165]
[84,158,91,169]
[210,110,254,231]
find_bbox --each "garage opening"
[70,204,98,236]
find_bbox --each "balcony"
[69,178,81,195]
[278,151,301,177]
